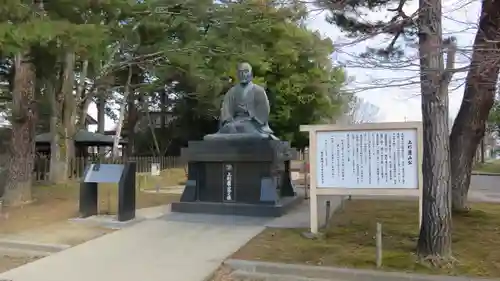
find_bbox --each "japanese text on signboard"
[315,129,418,189]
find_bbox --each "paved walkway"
[0,213,269,281]
[467,175,500,203]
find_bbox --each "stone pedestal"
[171,139,301,217]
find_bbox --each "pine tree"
[314,0,455,262]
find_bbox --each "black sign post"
[79,162,136,222]
[222,163,235,202]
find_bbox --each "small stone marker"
[376,222,383,268]
[151,163,160,176]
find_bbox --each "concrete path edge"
[0,247,53,257]
[471,171,500,176]
[231,269,334,281]
[0,239,70,253]
[224,259,496,281]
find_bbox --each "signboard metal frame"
[300,122,423,234]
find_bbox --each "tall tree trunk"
[53,51,75,182]
[76,60,90,130]
[416,0,454,260]
[49,61,67,183]
[160,89,167,129]
[125,90,137,156]
[480,138,485,163]
[159,88,170,155]
[62,52,76,173]
[112,66,133,159]
[97,88,106,156]
[143,97,161,156]
[3,52,36,206]
[48,80,65,183]
[450,0,500,212]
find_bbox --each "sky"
[305,0,482,122]
[91,0,482,130]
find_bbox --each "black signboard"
[222,163,235,202]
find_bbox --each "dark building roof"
[36,130,127,146]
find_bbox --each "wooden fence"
[33,156,185,182]
[32,148,308,182]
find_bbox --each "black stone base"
[171,196,302,217]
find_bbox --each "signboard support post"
[309,130,319,234]
[301,122,423,235]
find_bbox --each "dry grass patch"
[0,177,180,235]
[233,200,500,278]
[0,255,42,274]
[138,167,187,189]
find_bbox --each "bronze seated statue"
[204,62,278,141]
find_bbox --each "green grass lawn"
[233,200,500,278]
[473,160,500,173]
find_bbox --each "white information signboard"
[300,122,423,234]
[315,129,418,189]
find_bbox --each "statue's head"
[237,62,252,85]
